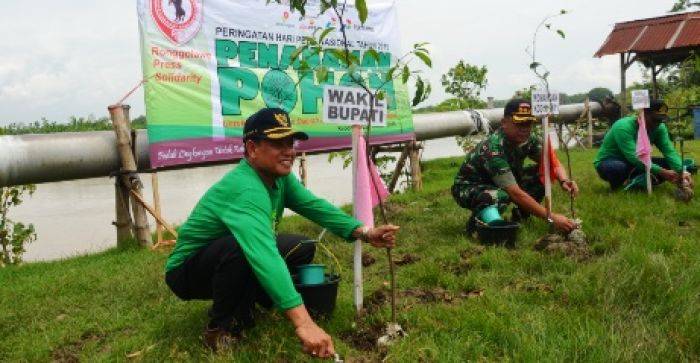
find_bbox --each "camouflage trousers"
[451,165,544,214]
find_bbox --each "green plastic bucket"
[297,264,326,285]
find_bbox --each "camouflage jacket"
[454,128,542,189]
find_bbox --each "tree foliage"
[1,185,37,266]
[269,0,432,107]
[440,60,488,110]
[670,0,700,12]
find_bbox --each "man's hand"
[366,225,399,248]
[659,169,679,183]
[682,171,694,188]
[551,213,576,233]
[286,306,335,358]
[560,179,579,198]
[296,322,335,358]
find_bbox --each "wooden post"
[651,60,659,100]
[151,173,164,244]
[114,180,133,247]
[586,98,594,148]
[387,144,410,193]
[409,141,423,191]
[299,152,308,187]
[108,104,152,247]
[620,53,627,118]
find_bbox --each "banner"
[137,0,414,168]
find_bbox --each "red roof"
[595,11,700,57]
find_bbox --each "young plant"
[0,185,37,266]
[527,10,577,217]
[270,0,432,330]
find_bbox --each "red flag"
[539,134,562,184]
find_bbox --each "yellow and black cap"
[243,107,309,141]
[648,99,669,121]
[504,98,537,124]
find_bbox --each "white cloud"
[0,0,673,123]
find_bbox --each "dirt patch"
[449,260,473,275]
[362,288,389,314]
[361,252,376,267]
[339,321,386,352]
[507,279,554,294]
[394,253,420,266]
[51,331,105,363]
[460,245,485,260]
[534,229,591,261]
[400,288,483,304]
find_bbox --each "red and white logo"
[150,0,203,45]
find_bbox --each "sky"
[0,0,676,125]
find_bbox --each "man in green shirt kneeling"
[165,108,399,357]
[594,100,693,190]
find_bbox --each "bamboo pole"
[151,173,164,244]
[387,144,410,193]
[108,104,152,247]
[409,141,423,191]
[128,189,179,238]
[114,180,133,247]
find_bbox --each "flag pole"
[351,124,363,313]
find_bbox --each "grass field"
[1,143,699,362]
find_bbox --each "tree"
[587,87,614,102]
[440,60,488,109]
[1,185,37,266]
[670,0,700,12]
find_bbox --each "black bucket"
[476,220,520,248]
[294,274,340,318]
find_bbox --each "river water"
[16,137,465,262]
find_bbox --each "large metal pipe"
[0,102,603,187]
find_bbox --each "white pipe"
[0,103,602,187]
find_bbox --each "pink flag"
[354,135,390,228]
[636,112,652,168]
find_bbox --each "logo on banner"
[150,0,203,45]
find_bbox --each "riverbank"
[1,146,699,361]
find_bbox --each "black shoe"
[466,214,477,234]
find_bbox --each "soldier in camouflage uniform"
[452,99,579,233]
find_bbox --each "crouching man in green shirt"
[594,100,693,190]
[165,108,399,357]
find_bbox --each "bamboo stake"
[128,189,179,238]
[108,104,152,246]
[114,180,133,247]
[387,145,410,193]
[151,173,164,244]
[409,141,423,191]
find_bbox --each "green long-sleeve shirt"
[594,115,682,174]
[165,159,362,310]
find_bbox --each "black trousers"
[165,234,315,331]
